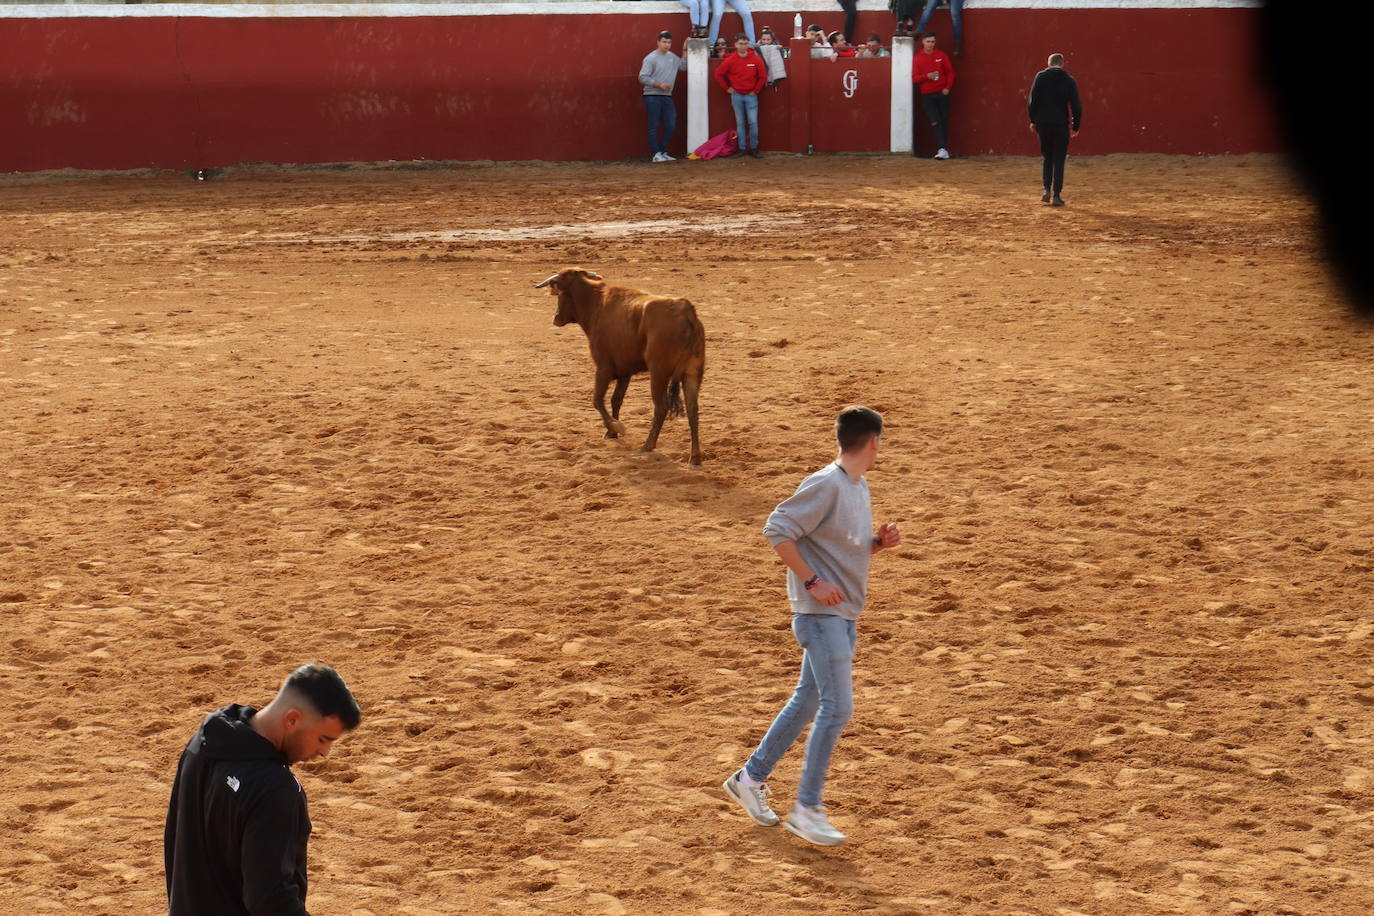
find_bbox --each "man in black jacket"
[165,663,362,915]
[1027,53,1083,207]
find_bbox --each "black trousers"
[1037,121,1070,195]
[921,93,950,152]
[838,0,857,42]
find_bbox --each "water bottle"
[793,13,802,39]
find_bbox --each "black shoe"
[749,149,761,159]
[1051,196,1066,207]
[1041,189,1051,203]
[729,150,745,158]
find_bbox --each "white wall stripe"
[0,0,1262,20]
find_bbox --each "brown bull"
[536,268,705,465]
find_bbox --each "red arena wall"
[0,5,1276,172]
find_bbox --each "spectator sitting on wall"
[681,0,710,39]
[757,28,788,86]
[893,0,918,37]
[713,37,730,58]
[828,32,857,58]
[915,0,964,56]
[857,33,891,58]
[709,0,756,48]
[807,24,836,60]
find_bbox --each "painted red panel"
[0,8,1278,172]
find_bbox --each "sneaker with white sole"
[651,152,667,163]
[659,151,676,161]
[785,804,846,845]
[934,148,950,160]
[723,770,780,826]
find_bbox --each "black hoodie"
[164,704,312,916]
[1027,67,1083,132]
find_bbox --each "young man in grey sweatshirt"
[639,31,688,163]
[723,405,902,845]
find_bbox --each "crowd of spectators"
[641,1,998,166]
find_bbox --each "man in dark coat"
[165,663,362,915]
[1028,52,1083,207]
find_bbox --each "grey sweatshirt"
[763,462,874,621]
[639,49,686,96]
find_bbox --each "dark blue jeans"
[644,95,676,156]
[916,0,964,44]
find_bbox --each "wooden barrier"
[0,3,1276,171]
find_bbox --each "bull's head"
[535,268,602,327]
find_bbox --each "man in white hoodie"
[723,406,902,845]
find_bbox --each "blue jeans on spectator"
[744,614,856,808]
[644,96,676,156]
[709,0,755,46]
[916,0,963,45]
[680,0,709,29]
[730,92,759,151]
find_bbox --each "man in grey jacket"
[723,405,902,845]
[639,31,687,163]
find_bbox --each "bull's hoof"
[690,454,703,466]
[603,430,619,440]
[607,420,627,436]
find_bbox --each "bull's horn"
[534,273,561,289]
[585,270,602,280]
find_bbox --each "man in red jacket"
[912,32,955,159]
[715,34,767,158]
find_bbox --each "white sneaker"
[651,152,667,163]
[723,770,780,826]
[659,151,676,161]
[934,148,950,160]
[785,804,846,845]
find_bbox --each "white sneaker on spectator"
[785,803,846,845]
[659,152,676,161]
[651,152,667,163]
[722,769,780,826]
[934,148,950,160]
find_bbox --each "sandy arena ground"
[2,154,1372,915]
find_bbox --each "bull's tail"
[666,379,685,419]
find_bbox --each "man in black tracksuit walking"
[1028,52,1083,207]
[165,663,361,915]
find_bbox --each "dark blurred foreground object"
[1259,1,1371,317]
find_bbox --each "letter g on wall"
[842,69,859,99]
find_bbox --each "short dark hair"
[806,23,823,33]
[922,31,938,40]
[867,33,883,43]
[836,405,883,452]
[1048,52,1065,67]
[827,31,842,45]
[657,30,672,40]
[286,663,361,730]
[734,32,749,42]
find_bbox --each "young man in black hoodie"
[165,663,362,916]
[1027,52,1083,207]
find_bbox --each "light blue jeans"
[730,91,759,151]
[680,0,709,28]
[709,0,756,46]
[745,613,856,808]
[916,0,964,44]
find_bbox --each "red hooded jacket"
[913,46,955,95]
[716,50,767,94]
